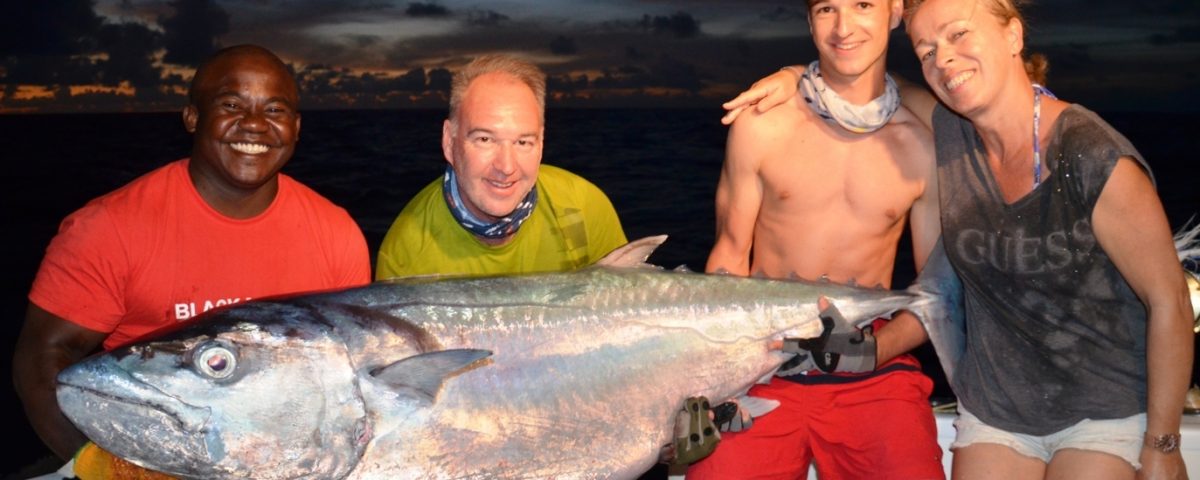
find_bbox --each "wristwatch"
[1146,433,1181,454]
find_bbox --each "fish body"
[57,237,922,479]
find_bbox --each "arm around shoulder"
[13,303,107,460]
[721,66,804,125]
[895,75,937,132]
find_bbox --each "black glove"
[711,400,754,433]
[779,300,877,374]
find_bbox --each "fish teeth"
[230,142,269,154]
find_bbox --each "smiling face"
[443,71,544,223]
[908,0,1025,117]
[807,0,902,82]
[184,47,301,196]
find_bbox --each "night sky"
[1,0,1198,114]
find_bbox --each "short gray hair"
[448,54,546,126]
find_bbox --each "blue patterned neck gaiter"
[442,165,538,239]
[799,60,900,134]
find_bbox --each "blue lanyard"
[1032,84,1056,188]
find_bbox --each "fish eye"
[194,342,238,379]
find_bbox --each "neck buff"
[442,165,538,240]
[799,60,900,134]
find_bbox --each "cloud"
[395,68,431,91]
[591,55,707,92]
[2,55,101,85]
[0,0,102,56]
[640,12,700,39]
[549,36,577,55]
[547,73,590,94]
[761,6,807,22]
[96,23,165,88]
[405,3,449,17]
[3,0,1195,113]
[428,68,451,92]
[159,0,230,67]
[0,0,166,95]
[1149,24,1200,46]
[466,10,510,28]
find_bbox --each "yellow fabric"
[74,442,176,480]
[376,164,627,279]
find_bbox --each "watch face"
[1151,433,1181,453]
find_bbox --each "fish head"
[57,302,370,479]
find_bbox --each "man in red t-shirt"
[12,45,371,469]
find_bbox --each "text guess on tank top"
[174,297,252,321]
[952,219,1097,274]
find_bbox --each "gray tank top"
[933,104,1150,435]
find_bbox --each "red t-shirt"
[29,159,371,350]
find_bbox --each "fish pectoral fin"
[595,235,668,269]
[370,349,492,403]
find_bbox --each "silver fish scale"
[58,265,922,480]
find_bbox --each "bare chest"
[757,124,922,222]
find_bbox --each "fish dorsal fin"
[596,235,668,269]
[371,349,492,403]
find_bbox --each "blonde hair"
[904,0,1048,84]
[448,54,546,126]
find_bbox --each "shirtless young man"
[691,0,944,477]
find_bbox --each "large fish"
[57,236,936,479]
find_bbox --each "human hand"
[1137,446,1186,480]
[780,297,877,374]
[720,66,804,125]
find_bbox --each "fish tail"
[1176,217,1200,272]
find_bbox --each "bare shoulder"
[884,106,931,142]
[729,94,807,142]
[726,93,808,164]
[895,77,937,129]
[880,106,936,170]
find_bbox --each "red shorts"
[687,354,944,480]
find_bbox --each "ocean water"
[0,109,1196,477]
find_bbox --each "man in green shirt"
[376,54,626,279]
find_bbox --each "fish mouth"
[58,356,211,432]
[57,382,209,433]
[57,356,220,473]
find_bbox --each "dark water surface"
[1,109,1197,477]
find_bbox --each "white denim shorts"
[951,405,1145,470]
